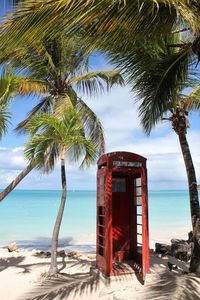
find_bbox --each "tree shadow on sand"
[0,255,51,274]
[0,256,25,272]
[144,271,200,300]
[21,269,100,300]
[143,254,200,300]
[21,253,200,300]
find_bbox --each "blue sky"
[1,68,200,191]
[0,2,200,191]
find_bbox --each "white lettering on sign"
[113,161,142,167]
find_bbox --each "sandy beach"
[0,189,195,300]
[0,241,199,300]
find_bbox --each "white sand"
[0,245,199,300]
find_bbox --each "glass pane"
[99,236,104,246]
[99,225,104,236]
[137,205,142,214]
[136,196,142,205]
[137,246,142,254]
[136,187,142,196]
[137,225,142,234]
[98,245,104,256]
[99,176,104,206]
[136,177,141,186]
[137,225,142,233]
[112,178,126,192]
[137,234,142,244]
[137,215,142,225]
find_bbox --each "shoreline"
[0,224,192,253]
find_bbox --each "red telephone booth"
[96,151,150,280]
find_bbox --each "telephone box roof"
[98,151,147,169]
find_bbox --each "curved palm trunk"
[48,157,67,276]
[0,162,34,201]
[178,133,200,274]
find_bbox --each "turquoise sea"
[0,190,192,251]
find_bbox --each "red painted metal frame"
[96,151,150,280]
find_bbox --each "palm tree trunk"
[178,133,200,274]
[48,157,67,276]
[0,162,34,201]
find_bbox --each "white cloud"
[0,86,200,191]
[0,147,26,170]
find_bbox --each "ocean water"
[0,190,192,250]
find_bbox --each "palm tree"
[0,35,123,201]
[24,108,98,275]
[162,97,200,273]
[129,34,200,273]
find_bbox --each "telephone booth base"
[96,152,150,281]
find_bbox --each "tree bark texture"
[178,133,200,274]
[0,163,34,201]
[48,158,67,276]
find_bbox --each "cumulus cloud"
[0,147,26,171]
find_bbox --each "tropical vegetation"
[25,108,98,275]
[0,34,123,201]
[124,34,200,272]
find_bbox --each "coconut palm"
[129,34,200,273]
[25,108,98,275]
[161,97,200,273]
[0,35,123,201]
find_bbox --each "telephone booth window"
[112,178,126,192]
[98,175,105,256]
[136,177,142,254]
[99,175,104,206]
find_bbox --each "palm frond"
[0,1,190,45]
[0,68,16,105]
[1,0,198,55]
[131,43,192,134]
[26,112,66,138]
[76,97,105,154]
[185,85,200,111]
[70,70,124,96]
[68,136,98,169]
[24,108,98,172]
[53,95,74,118]
[0,108,11,139]
[24,134,59,172]
[15,96,55,133]
[17,79,49,96]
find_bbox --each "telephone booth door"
[112,175,132,261]
[134,169,150,280]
